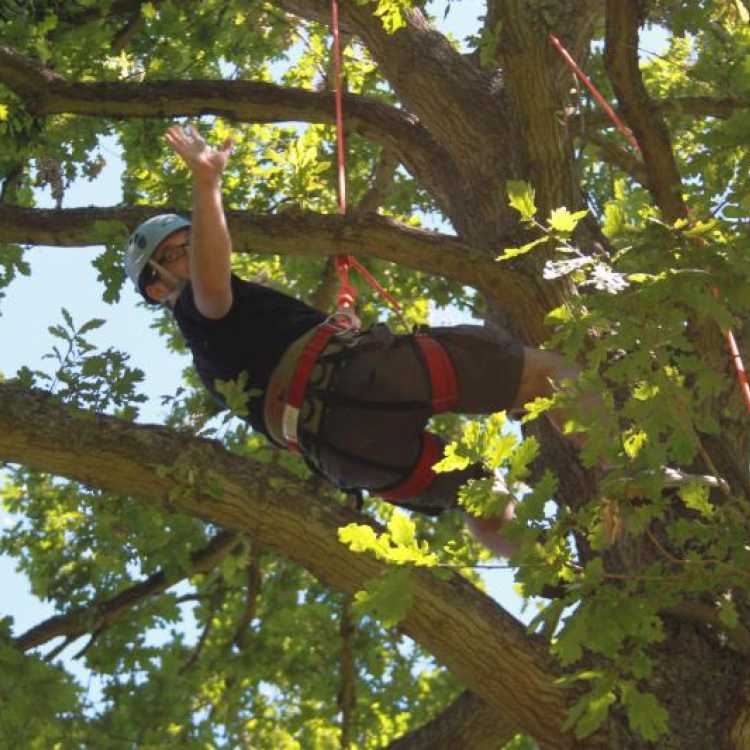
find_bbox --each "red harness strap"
[413,334,458,413]
[380,433,443,502]
[282,322,341,452]
[379,335,459,502]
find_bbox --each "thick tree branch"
[582,96,750,132]
[278,0,518,241]
[338,595,356,750]
[588,132,648,185]
[486,0,602,84]
[0,44,468,231]
[385,690,516,750]
[495,0,587,218]
[15,530,239,652]
[604,1,688,224]
[0,382,599,748]
[657,96,750,119]
[356,150,399,213]
[231,546,263,649]
[0,203,553,344]
[0,45,452,195]
[279,0,497,149]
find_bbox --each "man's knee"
[513,348,579,408]
[464,503,519,558]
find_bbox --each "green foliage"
[506,180,538,222]
[562,679,617,739]
[14,308,146,417]
[620,683,670,742]
[339,513,438,568]
[0,243,30,310]
[90,221,129,304]
[430,168,750,741]
[214,371,256,420]
[0,621,82,746]
[4,2,750,747]
[475,19,504,69]
[353,567,414,627]
[499,184,588,262]
[501,735,539,750]
[354,0,415,33]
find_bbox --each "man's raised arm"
[165,124,234,319]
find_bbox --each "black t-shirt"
[173,274,326,436]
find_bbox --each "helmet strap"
[147,259,187,305]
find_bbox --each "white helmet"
[124,213,191,292]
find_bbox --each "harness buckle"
[282,404,301,450]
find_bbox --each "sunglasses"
[155,240,189,265]
[139,240,189,292]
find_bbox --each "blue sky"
[1,0,669,694]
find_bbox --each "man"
[125,124,580,557]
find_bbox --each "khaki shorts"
[299,324,524,517]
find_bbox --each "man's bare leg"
[513,347,588,445]
[464,347,586,558]
[464,502,518,558]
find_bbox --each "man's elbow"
[195,286,233,319]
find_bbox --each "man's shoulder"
[230,274,313,309]
[176,274,321,329]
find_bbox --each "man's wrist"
[192,173,223,189]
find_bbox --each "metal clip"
[324,309,360,340]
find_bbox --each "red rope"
[349,256,403,311]
[549,32,750,413]
[331,0,347,215]
[330,0,355,311]
[725,329,750,412]
[330,0,403,317]
[548,34,640,152]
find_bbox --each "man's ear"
[144,280,170,303]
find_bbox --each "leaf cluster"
[14,307,146,417]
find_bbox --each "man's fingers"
[164,126,187,152]
[184,124,206,144]
[166,124,185,141]
[165,125,205,162]
[164,124,230,176]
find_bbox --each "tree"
[1,0,750,747]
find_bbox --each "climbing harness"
[278,323,459,499]
[413,333,458,413]
[549,33,750,414]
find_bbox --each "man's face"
[153,228,190,280]
[144,227,191,303]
